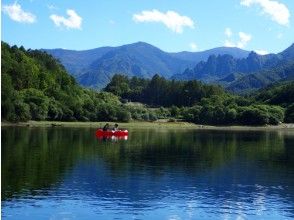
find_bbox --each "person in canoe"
[112,123,119,131]
[103,123,110,131]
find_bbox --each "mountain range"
[44,42,250,89]
[171,52,282,81]
[44,42,294,91]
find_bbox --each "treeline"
[2,42,292,125]
[180,96,284,125]
[122,94,285,125]
[104,74,224,106]
[1,42,131,122]
[253,82,294,123]
[105,74,292,125]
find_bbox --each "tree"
[285,104,294,123]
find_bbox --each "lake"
[2,126,294,219]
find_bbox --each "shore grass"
[2,120,294,131]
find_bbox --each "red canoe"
[95,129,128,137]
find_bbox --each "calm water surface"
[2,127,294,219]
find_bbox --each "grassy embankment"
[2,120,294,131]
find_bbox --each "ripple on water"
[2,127,294,219]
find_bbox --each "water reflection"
[2,127,294,219]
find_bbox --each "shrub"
[13,101,31,122]
[285,104,294,123]
[148,112,158,121]
[238,106,269,125]
[117,109,131,122]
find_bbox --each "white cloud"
[189,42,198,51]
[255,49,269,55]
[225,28,233,37]
[224,29,252,48]
[2,3,36,23]
[50,9,82,29]
[133,9,194,33]
[238,32,252,48]
[240,0,290,26]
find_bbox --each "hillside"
[1,41,129,122]
[103,73,287,125]
[227,61,294,93]
[43,47,114,77]
[2,41,290,125]
[253,81,294,122]
[253,81,294,107]
[173,43,294,92]
[170,47,250,62]
[45,42,250,89]
[279,43,294,60]
[172,52,283,82]
[77,42,192,88]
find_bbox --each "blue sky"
[2,0,294,54]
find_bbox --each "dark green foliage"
[105,74,288,125]
[253,81,294,123]
[2,41,292,126]
[105,74,224,107]
[170,106,180,117]
[13,99,31,122]
[20,89,49,120]
[104,75,130,96]
[1,42,129,123]
[116,109,132,122]
[181,98,284,125]
[254,81,294,107]
[238,104,283,125]
[285,104,294,123]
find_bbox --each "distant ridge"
[170,46,250,62]
[173,43,294,92]
[44,42,250,88]
[44,41,294,91]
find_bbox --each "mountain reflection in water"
[2,127,294,219]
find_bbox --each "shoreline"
[2,120,294,131]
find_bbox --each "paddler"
[112,123,119,131]
[103,123,110,131]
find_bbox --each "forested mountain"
[77,42,192,88]
[172,52,283,82]
[45,42,293,91]
[44,42,250,88]
[253,81,294,107]
[173,43,294,92]
[43,46,114,77]
[1,41,130,122]
[253,81,294,122]
[2,41,292,125]
[227,61,294,93]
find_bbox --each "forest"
[104,74,293,125]
[1,42,293,125]
[1,42,131,122]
